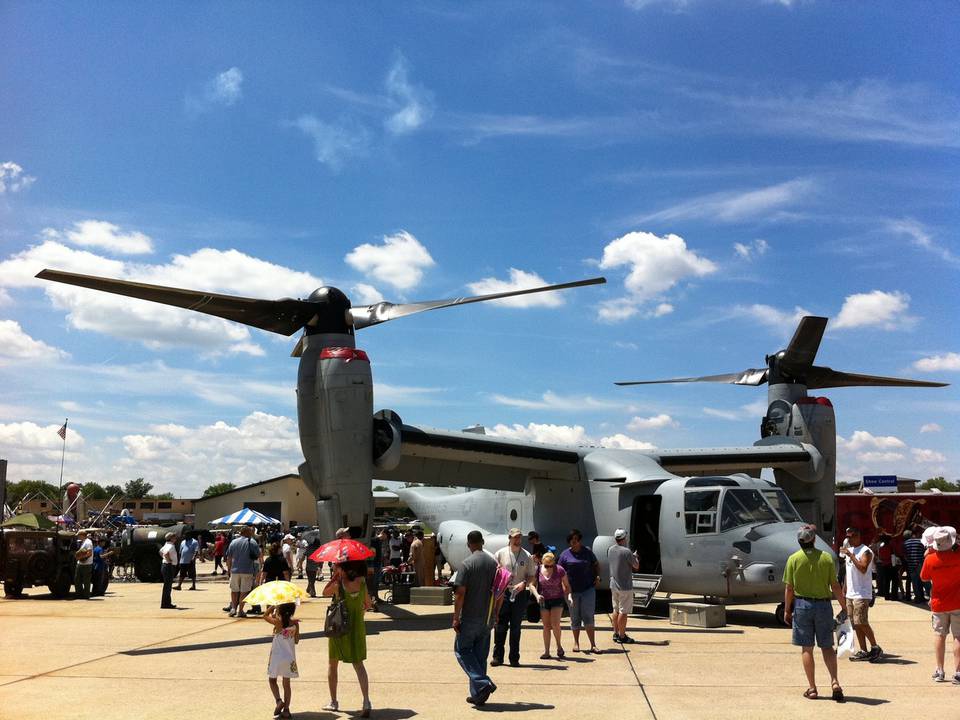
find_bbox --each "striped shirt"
[903,538,926,569]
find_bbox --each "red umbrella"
[309,538,375,564]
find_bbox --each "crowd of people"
[783,522,959,703]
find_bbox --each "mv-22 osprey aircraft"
[38,269,946,619]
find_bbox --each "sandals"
[831,683,845,703]
[803,688,818,700]
[540,652,551,659]
[273,700,284,718]
[557,647,565,659]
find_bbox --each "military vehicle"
[114,522,192,582]
[1,528,76,598]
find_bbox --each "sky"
[1,2,957,499]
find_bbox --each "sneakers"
[237,610,247,618]
[321,701,338,711]
[620,635,637,644]
[490,658,503,667]
[953,673,960,686]
[867,646,883,663]
[613,633,623,643]
[222,605,232,612]
[849,649,871,662]
[228,609,237,617]
[932,668,945,682]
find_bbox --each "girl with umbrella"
[315,539,374,717]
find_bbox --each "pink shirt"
[537,564,567,600]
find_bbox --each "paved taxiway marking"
[2,619,239,687]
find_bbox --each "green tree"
[921,476,960,492]
[103,485,124,497]
[373,485,389,492]
[124,477,153,498]
[81,482,109,500]
[149,492,174,500]
[202,482,236,497]
[4,479,59,505]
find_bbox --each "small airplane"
[38,270,946,621]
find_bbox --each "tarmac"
[0,572,954,720]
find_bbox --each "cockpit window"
[720,489,778,532]
[762,489,803,522]
[684,490,720,535]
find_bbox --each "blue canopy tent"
[208,508,280,526]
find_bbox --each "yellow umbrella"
[242,580,308,607]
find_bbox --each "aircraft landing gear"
[775,602,788,626]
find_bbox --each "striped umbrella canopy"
[242,580,308,607]
[207,508,280,526]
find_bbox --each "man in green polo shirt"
[783,524,847,702]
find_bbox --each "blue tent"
[208,508,280,526]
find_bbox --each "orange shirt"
[920,549,960,613]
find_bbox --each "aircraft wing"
[375,424,584,491]
[652,441,816,477]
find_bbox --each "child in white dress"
[265,603,300,718]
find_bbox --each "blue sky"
[1,2,957,497]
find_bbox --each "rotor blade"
[36,269,318,336]
[779,316,828,373]
[804,366,949,390]
[616,368,768,386]
[347,276,606,330]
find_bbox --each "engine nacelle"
[373,409,403,470]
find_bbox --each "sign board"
[863,475,898,493]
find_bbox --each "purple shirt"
[558,546,597,593]
[537,564,567,600]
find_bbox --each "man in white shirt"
[281,534,296,572]
[841,527,882,662]
[491,528,536,667]
[74,530,94,599]
[295,534,307,579]
[159,532,179,609]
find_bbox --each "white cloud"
[734,238,770,260]
[636,179,814,224]
[466,268,564,308]
[344,230,435,291]
[600,433,657,451]
[597,231,715,322]
[488,422,590,446]
[837,430,906,453]
[627,413,678,431]
[920,423,942,433]
[731,303,811,330]
[832,290,913,330]
[291,115,370,171]
[0,421,86,467]
[0,162,36,194]
[0,241,321,354]
[351,283,385,305]
[384,54,434,135]
[703,399,769,421]
[912,448,946,463]
[42,220,154,255]
[857,451,905,464]
[886,218,959,266]
[491,390,623,412]
[913,353,960,373]
[703,407,741,421]
[208,67,243,106]
[0,320,69,361]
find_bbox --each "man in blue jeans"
[453,530,500,706]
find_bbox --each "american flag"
[57,422,67,440]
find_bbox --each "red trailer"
[834,492,960,550]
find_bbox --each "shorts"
[791,597,834,648]
[178,561,196,579]
[541,597,565,611]
[932,610,960,638]
[846,598,870,626]
[570,587,596,629]
[611,589,633,615]
[230,572,254,593]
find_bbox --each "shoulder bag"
[324,579,350,638]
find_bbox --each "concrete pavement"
[0,576,953,719]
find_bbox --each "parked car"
[1,528,76,598]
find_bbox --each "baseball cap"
[845,527,860,536]
[508,528,522,538]
[467,530,484,545]
[614,528,627,541]
[796,525,816,543]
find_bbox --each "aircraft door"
[506,499,523,531]
[631,495,662,574]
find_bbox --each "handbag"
[324,580,350,638]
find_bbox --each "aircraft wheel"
[775,602,788,626]
[48,570,73,598]
[4,580,24,598]
[134,554,162,583]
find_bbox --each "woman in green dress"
[322,560,372,717]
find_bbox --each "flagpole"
[57,418,68,514]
